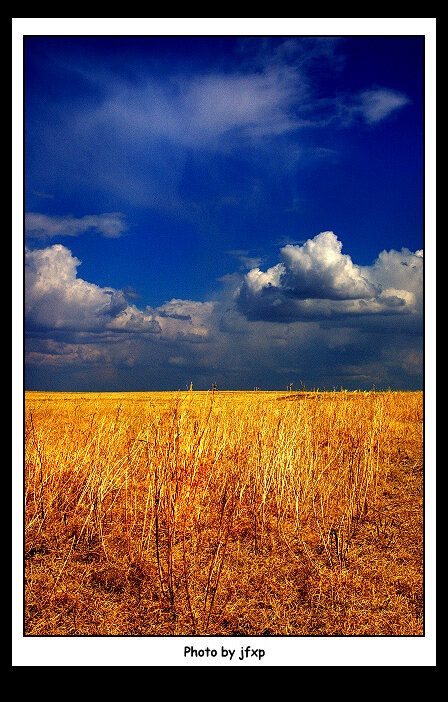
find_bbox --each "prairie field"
[24,389,423,636]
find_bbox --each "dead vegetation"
[24,389,423,636]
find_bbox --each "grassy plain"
[24,389,423,636]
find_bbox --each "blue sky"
[24,32,425,391]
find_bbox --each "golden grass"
[24,389,423,636]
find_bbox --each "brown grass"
[24,389,423,636]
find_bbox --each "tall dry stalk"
[24,389,423,635]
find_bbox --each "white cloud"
[242,263,285,294]
[24,245,216,344]
[236,232,423,323]
[59,40,410,155]
[154,299,215,341]
[180,65,307,141]
[25,212,128,239]
[27,40,412,215]
[25,238,423,391]
[89,60,307,158]
[357,88,410,124]
[280,231,378,300]
[362,247,423,311]
[25,245,158,333]
[92,66,410,155]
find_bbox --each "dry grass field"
[24,389,423,636]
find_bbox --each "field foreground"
[24,390,423,636]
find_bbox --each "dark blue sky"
[24,33,425,391]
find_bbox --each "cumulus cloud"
[280,232,378,300]
[362,247,423,304]
[25,237,423,392]
[154,299,215,342]
[24,245,216,345]
[236,231,423,323]
[25,244,159,334]
[25,212,128,239]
